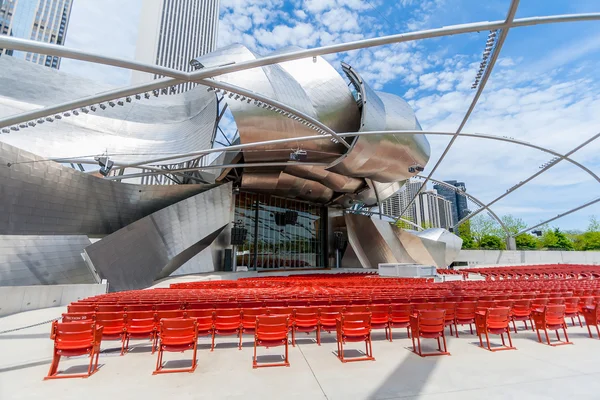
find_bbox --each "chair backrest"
[267,307,293,317]
[51,321,101,347]
[545,304,566,325]
[213,308,241,324]
[319,306,344,324]
[95,312,126,327]
[339,312,371,333]
[68,304,97,313]
[255,315,289,340]
[184,309,214,324]
[476,300,495,309]
[159,318,197,345]
[412,310,445,334]
[436,302,456,319]
[345,305,368,313]
[124,304,153,312]
[413,303,434,312]
[548,298,565,305]
[495,300,513,308]
[154,303,183,311]
[62,312,95,323]
[214,302,240,309]
[455,302,476,320]
[368,304,390,316]
[485,307,510,329]
[390,304,412,321]
[293,307,319,322]
[185,302,213,310]
[156,310,185,320]
[97,304,124,313]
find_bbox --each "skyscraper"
[0,0,73,69]
[433,180,469,227]
[132,0,220,93]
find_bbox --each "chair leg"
[455,322,459,338]
[252,338,258,369]
[535,327,543,343]
[436,336,441,351]
[577,314,582,328]
[211,331,215,351]
[563,324,571,343]
[507,328,514,348]
[500,333,506,346]
[587,324,593,338]
[238,330,243,350]
[411,330,416,352]
[285,336,289,366]
[120,334,126,356]
[556,330,560,341]
[485,331,491,351]
[317,325,321,346]
[442,332,448,353]
[469,323,473,335]
[596,325,600,339]
[477,330,483,347]
[416,336,422,356]
[87,349,96,376]
[544,328,551,345]
[191,342,198,372]
[46,351,60,378]
[407,326,411,339]
[512,320,517,333]
[155,346,163,373]
[291,328,296,347]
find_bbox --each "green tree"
[457,220,477,249]
[542,228,574,250]
[479,234,505,250]
[589,215,600,232]
[500,215,527,236]
[515,233,538,250]
[470,215,500,243]
[578,231,600,250]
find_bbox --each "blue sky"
[60,0,600,231]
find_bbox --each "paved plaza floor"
[2,306,600,400]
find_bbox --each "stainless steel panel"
[193,44,344,164]
[0,141,213,235]
[394,228,447,268]
[0,57,217,165]
[0,235,95,286]
[344,213,397,268]
[329,64,430,183]
[242,171,333,203]
[284,165,364,193]
[85,183,233,291]
[416,228,463,266]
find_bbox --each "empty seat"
[124,304,153,312]
[153,318,198,374]
[388,304,412,341]
[455,302,476,336]
[531,305,572,346]
[97,304,125,313]
[123,311,157,354]
[564,297,582,327]
[475,307,515,352]
[154,303,183,311]
[45,321,103,379]
[410,310,450,357]
[212,309,242,350]
[436,303,458,337]
[67,304,97,313]
[368,305,391,340]
[581,303,600,339]
[62,312,95,323]
[292,307,320,345]
[319,306,344,334]
[511,300,534,333]
[95,312,127,355]
[336,312,374,363]
[253,315,290,368]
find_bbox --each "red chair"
[45,321,103,379]
[581,303,600,339]
[345,305,368,313]
[97,304,125,313]
[154,303,183,311]
[436,303,458,337]
[240,308,264,347]
[156,310,184,320]
[455,302,476,335]
[475,308,515,351]
[212,309,241,350]
[253,315,290,368]
[292,307,320,345]
[511,300,534,333]
[125,304,153,312]
[368,305,391,340]
[185,309,215,339]
[531,305,572,346]
[95,312,127,355]
[319,306,344,334]
[410,310,449,357]
[123,311,157,354]
[388,304,412,341]
[564,297,582,327]
[153,318,198,374]
[335,312,374,363]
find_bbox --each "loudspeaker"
[230,226,248,245]
[223,249,233,272]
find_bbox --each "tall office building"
[0,0,73,69]
[433,180,469,226]
[382,179,454,229]
[132,0,220,93]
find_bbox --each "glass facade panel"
[234,191,326,270]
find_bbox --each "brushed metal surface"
[0,235,95,286]
[0,57,217,165]
[0,141,212,235]
[416,228,463,266]
[344,213,397,268]
[329,64,430,183]
[394,228,447,268]
[241,171,334,203]
[85,183,233,291]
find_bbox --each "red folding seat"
[413,303,434,312]
[368,305,391,340]
[45,321,103,379]
[390,297,410,304]
[319,306,344,334]
[185,302,213,310]
[455,302,476,335]
[265,300,287,308]
[476,300,495,311]
[531,305,572,346]
[511,300,533,332]
[62,312,95,323]
[310,299,330,307]
[410,310,450,357]
[123,311,157,354]
[214,301,239,309]
[475,307,515,351]
[185,309,215,339]
[292,307,320,345]
[268,307,293,318]
[345,305,368,313]
[253,315,290,368]
[582,303,600,339]
[411,298,428,304]
[350,299,370,306]
[67,304,97,313]
[564,297,582,327]
[95,312,127,355]
[435,303,458,337]
[548,298,565,305]
[240,308,265,347]
[212,309,242,350]
[153,318,198,374]
[336,312,374,363]
[156,310,184,320]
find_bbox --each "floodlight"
[126,97,132,103]
[144,92,150,99]
[1,128,9,133]
[72,110,79,116]
[117,100,124,106]
[55,115,62,120]
[99,104,107,110]
[28,121,36,127]
[108,101,115,107]
[90,106,97,112]
[63,112,71,117]
[10,126,19,131]
[37,119,45,123]
[46,117,54,122]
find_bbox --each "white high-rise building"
[0,0,73,69]
[132,0,220,93]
